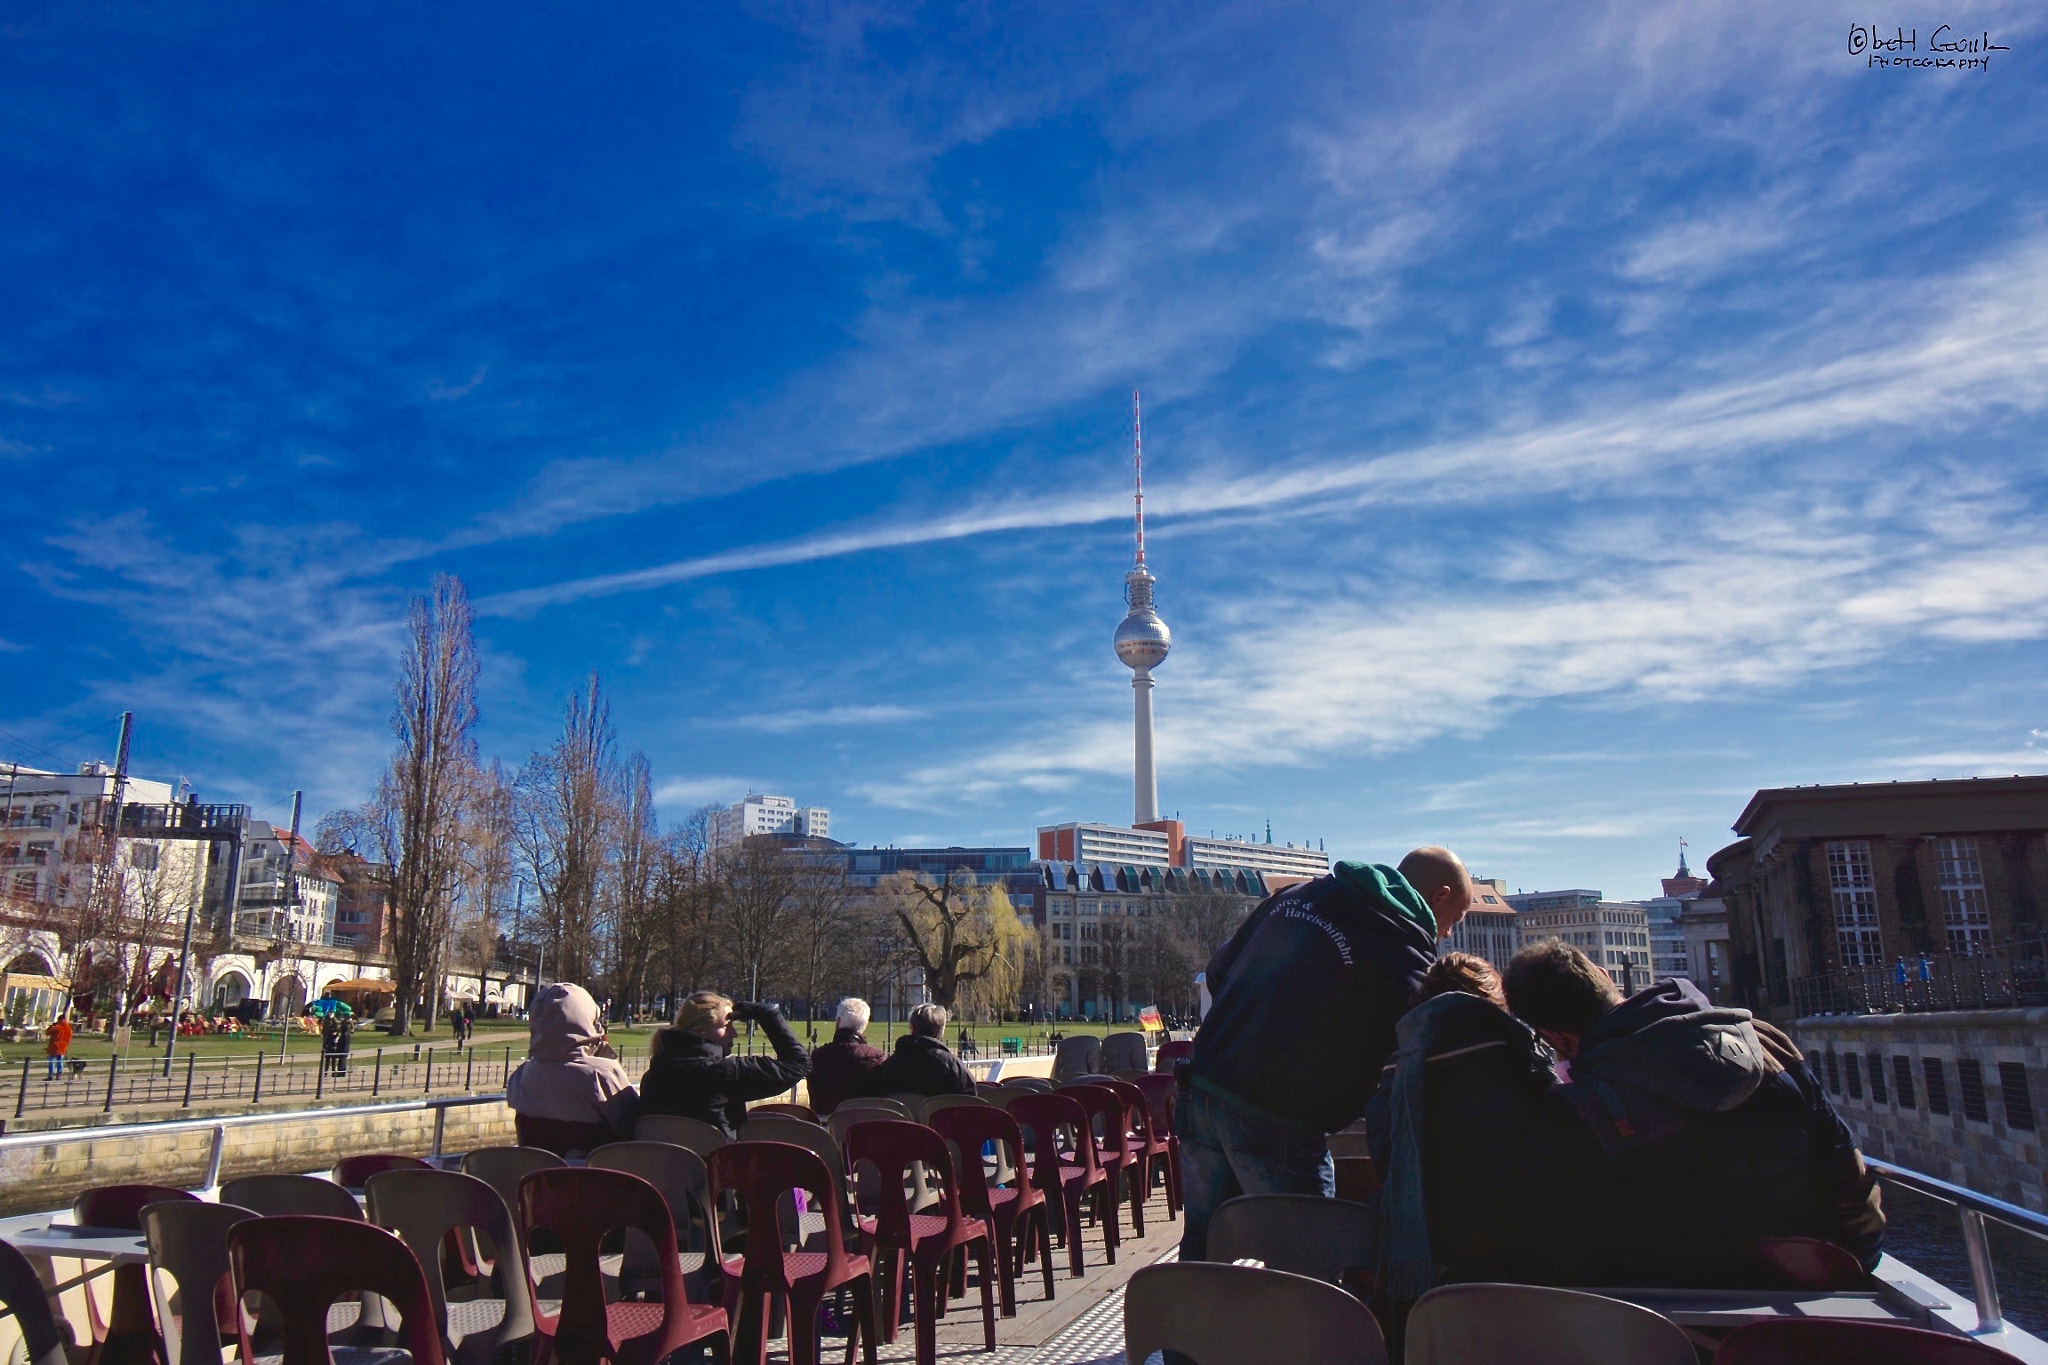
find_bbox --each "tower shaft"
[1133,668,1158,824]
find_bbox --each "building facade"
[1445,879,1519,968]
[708,794,830,850]
[1510,891,1654,992]
[1035,819,1329,880]
[1707,777,2048,1021]
[1037,860,1270,1021]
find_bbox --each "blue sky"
[4,2,2045,899]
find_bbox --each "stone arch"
[5,950,55,977]
[269,974,307,1015]
[210,970,251,1006]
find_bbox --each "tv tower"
[1113,389,1171,824]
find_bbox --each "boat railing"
[1871,1156,2048,1334]
[0,1091,506,1189]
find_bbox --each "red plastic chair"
[749,1102,818,1123]
[842,1121,995,1365]
[516,1166,730,1365]
[707,1140,877,1365]
[1132,1073,1182,1215]
[1060,1084,1141,1238]
[927,1103,1054,1314]
[1097,1078,1177,1222]
[332,1153,431,1188]
[1714,1319,2025,1365]
[1004,1093,1113,1277]
[1152,1039,1193,1071]
[74,1184,199,1365]
[1725,1237,1871,1290]
[228,1215,445,1365]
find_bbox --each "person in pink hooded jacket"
[504,983,638,1154]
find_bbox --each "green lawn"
[1,1014,1155,1065]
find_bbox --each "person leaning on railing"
[637,991,810,1137]
[504,982,639,1155]
[1504,940,1886,1285]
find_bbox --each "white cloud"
[728,704,922,734]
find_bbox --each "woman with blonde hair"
[639,991,810,1136]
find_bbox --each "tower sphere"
[1114,608,1171,670]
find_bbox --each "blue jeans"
[46,1055,63,1079]
[1175,1083,1333,1262]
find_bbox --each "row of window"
[1820,1046,2036,1131]
[1827,837,1993,965]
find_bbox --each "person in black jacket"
[638,991,811,1137]
[1178,847,1474,1261]
[1504,940,1885,1283]
[1365,954,1558,1301]
[865,1003,975,1097]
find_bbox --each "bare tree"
[605,754,662,1017]
[515,674,617,989]
[652,811,722,1014]
[325,575,481,1035]
[716,837,799,1005]
[785,857,857,1040]
[885,870,1030,1014]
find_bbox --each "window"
[1844,1053,1863,1100]
[1925,1057,1950,1115]
[1935,837,1992,956]
[1958,1059,1989,1123]
[1868,1053,1888,1104]
[1825,1050,1841,1094]
[2000,1063,2036,1131]
[1893,1055,1917,1109]
[1825,841,1884,966]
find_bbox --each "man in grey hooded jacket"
[1505,940,1884,1284]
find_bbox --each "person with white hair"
[807,996,885,1115]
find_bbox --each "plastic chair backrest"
[1125,1261,1388,1365]
[75,1183,197,1230]
[919,1094,990,1119]
[1050,1035,1100,1082]
[0,1236,74,1365]
[585,1141,720,1254]
[750,1101,817,1122]
[843,1121,966,1240]
[633,1113,730,1155]
[1059,1083,1127,1156]
[1099,1031,1148,1074]
[142,1201,258,1365]
[365,1168,535,1348]
[707,1141,860,1293]
[229,1215,445,1365]
[832,1096,914,1119]
[1096,1079,1156,1140]
[333,1153,429,1187]
[737,1114,855,1235]
[1132,1073,1177,1133]
[1208,1195,1375,1287]
[825,1107,895,1149]
[1405,1283,1695,1365]
[1729,1237,1870,1290]
[516,1167,694,1362]
[1327,1130,1371,1159]
[1006,1077,1054,1093]
[1713,1319,2026,1365]
[1153,1039,1193,1070]
[217,1175,363,1221]
[1006,1092,1099,1180]
[926,1105,1032,1220]
[458,1147,565,1218]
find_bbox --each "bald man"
[1178,846,1474,1262]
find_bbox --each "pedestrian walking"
[45,1012,73,1080]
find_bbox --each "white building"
[234,822,339,946]
[708,794,830,850]
[1035,820,1331,880]
[1510,889,1654,991]
[0,762,204,925]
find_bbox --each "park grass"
[2,1014,1151,1065]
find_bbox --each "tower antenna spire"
[1132,388,1146,567]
